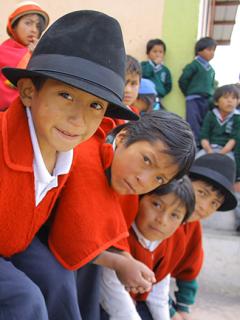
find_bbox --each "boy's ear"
[17,78,36,107]
[115,129,128,147]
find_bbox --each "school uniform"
[178,56,215,146]
[0,98,81,320]
[170,221,203,317]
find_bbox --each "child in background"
[141,39,172,108]
[170,153,237,320]
[178,37,217,147]
[198,84,240,160]
[113,55,141,126]
[0,1,49,110]
[0,10,137,320]
[100,176,195,320]
[134,78,158,114]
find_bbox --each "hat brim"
[189,165,237,211]
[2,67,139,121]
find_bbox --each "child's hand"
[172,312,184,320]
[234,182,240,193]
[28,38,39,52]
[178,311,192,320]
[115,255,156,293]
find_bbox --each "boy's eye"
[152,201,162,209]
[156,176,163,185]
[90,102,103,110]
[143,155,151,165]
[197,189,206,197]
[171,212,181,220]
[59,92,73,101]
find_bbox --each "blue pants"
[186,97,209,146]
[77,264,102,320]
[0,237,82,320]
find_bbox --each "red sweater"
[0,38,30,110]
[0,98,71,256]
[48,122,130,270]
[129,226,187,301]
[171,221,203,280]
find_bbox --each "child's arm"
[178,63,197,95]
[94,250,156,293]
[219,139,236,154]
[100,266,141,320]
[145,274,171,320]
[200,139,213,153]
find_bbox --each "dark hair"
[137,94,156,111]
[31,76,47,91]
[12,13,46,37]
[146,39,166,54]
[126,55,142,78]
[190,176,226,200]
[148,175,195,223]
[195,37,217,56]
[213,84,240,103]
[109,110,196,179]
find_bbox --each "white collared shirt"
[26,107,73,206]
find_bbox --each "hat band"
[27,54,124,100]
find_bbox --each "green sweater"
[200,109,240,146]
[178,59,215,97]
[141,61,172,98]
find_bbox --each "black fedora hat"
[189,153,237,211]
[3,10,138,121]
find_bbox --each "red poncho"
[0,38,30,110]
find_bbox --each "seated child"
[114,54,141,125]
[141,38,172,108]
[48,110,196,319]
[198,84,240,160]
[0,10,137,320]
[99,176,195,320]
[178,37,217,147]
[170,153,237,320]
[0,1,49,110]
[134,78,158,114]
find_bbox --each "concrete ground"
[185,215,240,320]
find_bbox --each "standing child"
[0,10,137,320]
[178,37,217,147]
[100,176,195,320]
[141,38,172,108]
[170,153,237,320]
[0,1,49,110]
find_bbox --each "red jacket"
[48,120,130,270]
[0,38,30,110]
[171,221,203,280]
[0,98,70,256]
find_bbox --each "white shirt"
[99,223,171,320]
[26,107,73,206]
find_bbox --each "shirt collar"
[213,107,239,124]
[132,222,161,252]
[196,55,210,69]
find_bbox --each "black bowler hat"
[3,10,138,121]
[189,153,237,211]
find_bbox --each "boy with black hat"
[170,153,237,320]
[0,9,138,320]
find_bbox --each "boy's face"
[188,180,224,222]
[14,14,41,45]
[148,45,165,65]
[136,193,186,241]
[123,72,140,106]
[198,47,215,61]
[18,78,108,158]
[111,132,179,195]
[135,98,149,113]
[216,93,238,117]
